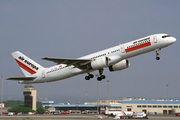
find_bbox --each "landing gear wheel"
[101,75,106,79]
[89,74,94,78]
[97,77,102,81]
[156,57,160,60]
[85,76,90,80]
[85,73,94,80]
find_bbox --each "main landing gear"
[85,74,94,80]
[156,49,161,60]
[85,68,106,81]
[97,69,106,81]
[97,75,106,81]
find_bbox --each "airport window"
[142,105,146,108]
[148,105,151,108]
[153,105,157,108]
[158,106,162,108]
[168,106,172,108]
[23,92,31,95]
[137,105,141,108]
[174,106,178,108]
[163,106,167,108]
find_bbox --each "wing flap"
[42,57,91,67]
[6,77,36,81]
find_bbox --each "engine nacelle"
[89,57,108,69]
[108,55,122,65]
[109,59,130,72]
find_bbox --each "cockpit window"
[162,35,170,38]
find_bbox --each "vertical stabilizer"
[12,51,44,77]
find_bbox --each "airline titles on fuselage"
[125,37,151,53]
[127,37,150,49]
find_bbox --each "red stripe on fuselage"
[125,42,151,53]
[15,59,36,75]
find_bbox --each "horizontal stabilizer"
[6,77,36,81]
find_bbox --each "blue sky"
[0,0,180,103]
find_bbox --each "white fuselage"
[19,34,176,84]
[106,110,133,116]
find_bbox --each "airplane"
[104,106,133,117]
[132,112,148,119]
[6,33,176,84]
[113,112,148,119]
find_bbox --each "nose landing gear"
[155,49,161,60]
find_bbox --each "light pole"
[86,90,87,102]
[107,80,109,100]
[97,81,99,114]
[166,85,168,100]
[1,76,3,115]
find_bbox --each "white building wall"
[122,103,180,115]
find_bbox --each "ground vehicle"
[61,111,68,114]
[7,112,14,116]
[132,112,148,119]
[175,113,180,116]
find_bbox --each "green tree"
[36,107,45,114]
[3,100,24,107]
[8,106,35,114]
[36,101,42,108]
[3,100,43,108]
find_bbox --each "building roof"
[122,101,180,104]
[42,101,54,104]
[43,104,121,108]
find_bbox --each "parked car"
[7,112,14,116]
[175,113,180,116]
[61,111,68,114]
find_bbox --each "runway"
[0,114,180,120]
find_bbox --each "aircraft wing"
[6,77,36,81]
[41,57,92,67]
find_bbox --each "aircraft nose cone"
[171,37,176,43]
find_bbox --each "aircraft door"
[121,45,125,53]
[41,70,45,78]
[153,36,157,43]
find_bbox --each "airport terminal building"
[42,98,180,115]
[121,99,180,115]
[42,100,122,113]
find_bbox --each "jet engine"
[89,55,122,70]
[107,55,122,65]
[89,57,108,69]
[109,59,129,71]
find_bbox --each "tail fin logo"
[18,56,39,70]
